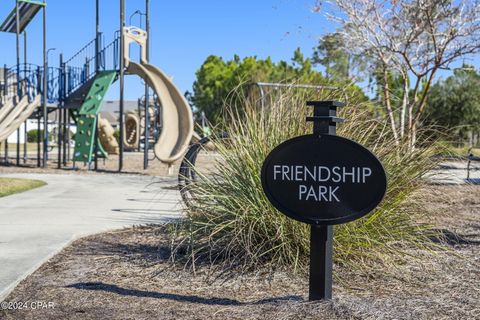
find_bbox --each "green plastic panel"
[73,71,117,163]
[70,112,108,161]
[78,71,117,115]
[73,115,96,162]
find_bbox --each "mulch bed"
[1,185,479,320]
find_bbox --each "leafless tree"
[316,0,480,147]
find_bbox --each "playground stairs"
[64,76,98,110]
[73,71,117,164]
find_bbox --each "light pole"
[47,48,57,61]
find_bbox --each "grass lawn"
[0,178,46,198]
[0,143,42,152]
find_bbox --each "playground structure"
[123,110,142,150]
[0,0,194,171]
[123,95,161,151]
[98,114,119,155]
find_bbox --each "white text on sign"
[272,165,373,202]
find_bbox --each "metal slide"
[127,62,193,163]
[0,95,41,141]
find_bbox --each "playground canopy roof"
[0,0,45,34]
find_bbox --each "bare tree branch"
[316,0,480,147]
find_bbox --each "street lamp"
[46,48,56,64]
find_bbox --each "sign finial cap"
[306,101,346,108]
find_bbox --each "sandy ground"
[0,184,478,320]
[0,149,220,178]
[0,151,177,177]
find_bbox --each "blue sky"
[0,0,478,100]
[0,0,332,100]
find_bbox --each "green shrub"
[175,88,441,275]
[27,129,53,143]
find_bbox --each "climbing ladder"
[73,71,117,163]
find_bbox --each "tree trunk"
[382,68,399,143]
[400,74,408,139]
[410,121,417,150]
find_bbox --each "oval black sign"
[261,134,387,225]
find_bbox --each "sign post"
[261,100,387,301]
[307,100,343,301]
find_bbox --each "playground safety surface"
[0,149,219,177]
[1,184,478,320]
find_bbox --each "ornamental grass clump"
[174,88,441,275]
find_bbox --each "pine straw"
[1,185,478,320]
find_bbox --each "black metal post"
[2,64,6,100]
[16,127,20,165]
[23,31,27,163]
[57,102,62,168]
[94,0,100,171]
[1,65,4,98]
[15,0,20,166]
[61,55,67,166]
[37,111,41,166]
[4,141,7,164]
[63,107,67,165]
[93,114,99,170]
[36,67,41,167]
[66,107,70,163]
[143,0,150,170]
[60,54,70,166]
[57,53,63,169]
[42,1,48,167]
[3,65,7,165]
[119,0,125,172]
[95,0,100,73]
[309,224,333,300]
[306,100,345,301]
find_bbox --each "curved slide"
[127,62,193,164]
[0,95,41,141]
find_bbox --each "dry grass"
[175,89,442,276]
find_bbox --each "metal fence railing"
[0,32,120,105]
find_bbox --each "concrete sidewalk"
[0,173,182,301]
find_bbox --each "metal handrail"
[64,38,96,65]
[2,63,43,101]
[64,33,120,98]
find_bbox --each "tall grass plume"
[173,87,441,276]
